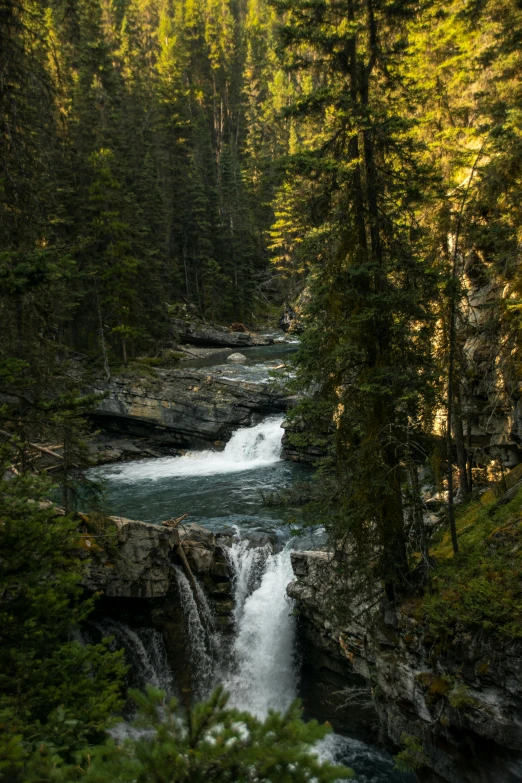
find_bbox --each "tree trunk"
[446,362,459,554]
[453,406,470,497]
[467,413,473,492]
[95,283,110,383]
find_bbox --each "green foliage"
[418,487,522,641]
[271,0,442,596]
[394,734,428,773]
[0,463,126,773]
[0,0,288,390]
[29,686,353,782]
[415,673,451,705]
[447,684,480,710]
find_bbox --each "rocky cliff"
[458,253,521,468]
[288,550,522,783]
[83,516,232,605]
[90,367,288,455]
[81,516,236,701]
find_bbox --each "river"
[88,350,414,782]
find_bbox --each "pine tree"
[0,460,126,775]
[273,0,441,595]
[28,686,353,782]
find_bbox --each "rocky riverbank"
[89,367,290,457]
[170,319,275,348]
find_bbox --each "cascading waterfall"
[221,543,297,718]
[90,410,411,780]
[172,566,216,699]
[224,528,271,626]
[98,416,285,482]
[94,618,173,695]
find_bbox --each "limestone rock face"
[83,518,235,706]
[84,516,179,598]
[171,319,273,347]
[84,518,232,606]
[458,263,521,467]
[91,368,288,449]
[282,262,522,468]
[178,523,219,574]
[288,550,522,783]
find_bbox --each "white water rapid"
[222,543,297,718]
[99,416,285,482]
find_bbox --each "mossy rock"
[416,672,451,704]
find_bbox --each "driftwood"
[0,429,79,470]
[0,430,65,461]
[176,540,204,614]
[162,513,189,528]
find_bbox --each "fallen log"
[0,429,78,468]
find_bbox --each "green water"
[90,459,309,536]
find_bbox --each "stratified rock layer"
[83,516,179,598]
[288,550,522,783]
[82,518,235,706]
[91,368,288,450]
[84,519,231,602]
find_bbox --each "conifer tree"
[28,686,353,783]
[0,461,126,776]
[273,0,441,595]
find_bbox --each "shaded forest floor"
[414,465,522,643]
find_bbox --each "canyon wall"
[288,549,522,783]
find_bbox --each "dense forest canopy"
[1,0,522,779]
[1,0,296,369]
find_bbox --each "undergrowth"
[416,467,522,642]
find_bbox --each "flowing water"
[94,618,174,696]
[92,416,309,534]
[89,406,413,781]
[221,544,298,718]
[177,339,299,384]
[172,566,217,700]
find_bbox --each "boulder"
[84,516,179,599]
[227,352,247,363]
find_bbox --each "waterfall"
[96,416,285,482]
[224,529,271,625]
[86,408,411,780]
[222,543,297,718]
[173,566,216,699]
[95,618,173,695]
[173,529,296,718]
